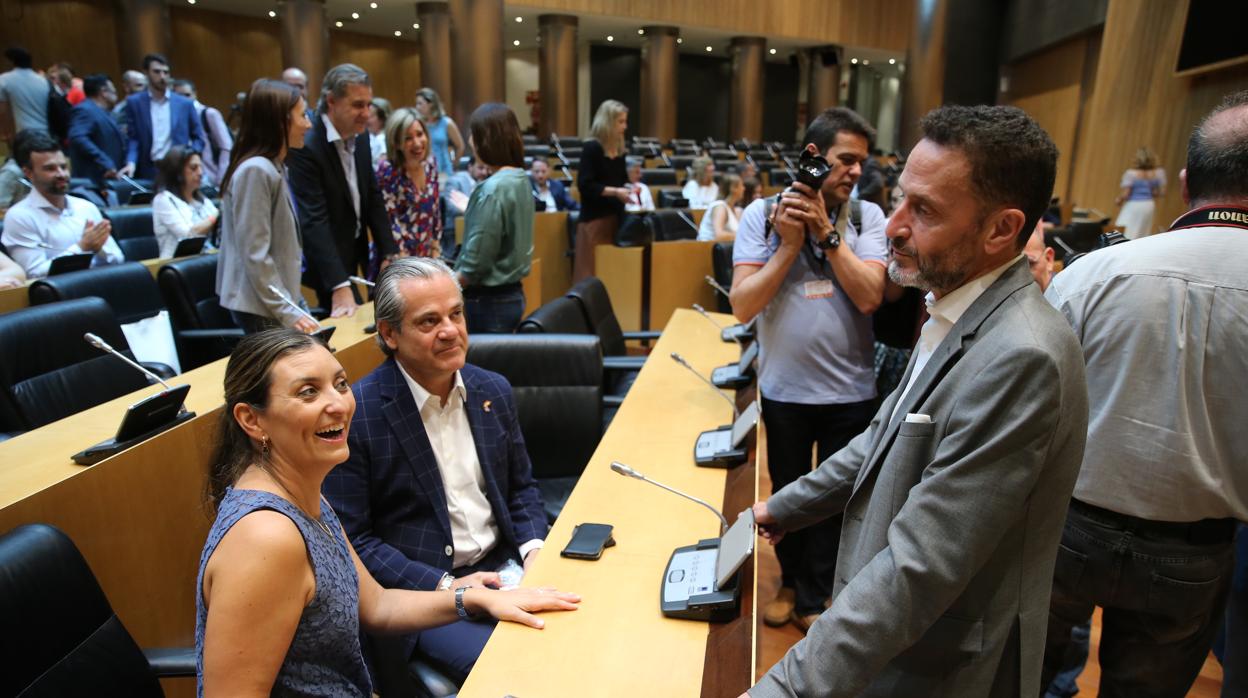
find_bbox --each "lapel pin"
[483,400,492,412]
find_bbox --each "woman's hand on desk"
[467,587,582,629]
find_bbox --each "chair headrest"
[29,262,163,324]
[517,296,591,335]
[467,334,602,388]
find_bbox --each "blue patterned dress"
[195,487,371,697]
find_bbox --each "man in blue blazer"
[68,74,125,188]
[529,158,578,212]
[324,257,547,683]
[119,54,204,180]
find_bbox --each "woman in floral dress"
[373,107,442,272]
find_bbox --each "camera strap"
[1168,204,1248,232]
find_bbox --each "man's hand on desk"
[330,286,359,317]
[752,500,785,545]
[455,570,502,589]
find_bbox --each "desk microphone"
[704,275,731,300]
[670,352,738,418]
[118,173,152,194]
[348,275,375,288]
[692,304,725,330]
[267,284,322,328]
[84,332,172,391]
[610,461,728,534]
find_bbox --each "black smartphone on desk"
[561,523,615,560]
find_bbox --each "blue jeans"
[463,283,524,334]
[1044,620,1091,697]
[1041,500,1235,698]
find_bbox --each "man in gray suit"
[745,105,1089,697]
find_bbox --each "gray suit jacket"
[215,156,305,326]
[753,260,1089,697]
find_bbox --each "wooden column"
[449,0,504,128]
[538,14,578,140]
[417,2,453,108]
[729,37,765,143]
[900,0,948,150]
[280,0,329,104]
[807,46,841,121]
[114,0,171,71]
[640,25,679,142]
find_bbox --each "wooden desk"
[0,306,385,696]
[0,254,195,316]
[461,309,757,698]
[596,240,719,333]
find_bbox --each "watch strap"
[454,585,478,620]
[436,573,454,591]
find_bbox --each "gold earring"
[260,436,270,455]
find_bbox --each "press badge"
[804,279,835,299]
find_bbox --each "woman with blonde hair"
[1114,146,1166,239]
[697,173,743,243]
[414,87,465,177]
[374,107,441,263]
[574,99,630,281]
[682,155,718,209]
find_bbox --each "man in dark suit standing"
[287,63,398,318]
[67,74,124,188]
[119,54,204,180]
[324,257,547,683]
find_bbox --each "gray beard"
[887,254,970,295]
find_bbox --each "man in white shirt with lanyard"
[1,130,122,278]
[324,257,547,685]
[730,107,888,632]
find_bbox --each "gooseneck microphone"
[704,275,731,300]
[670,352,738,418]
[691,303,726,330]
[610,461,728,534]
[268,284,323,328]
[348,275,375,288]
[118,173,152,194]
[83,333,172,390]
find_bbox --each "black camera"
[794,149,833,190]
[1064,230,1128,267]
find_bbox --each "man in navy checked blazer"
[323,257,547,682]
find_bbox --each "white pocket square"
[904,413,933,424]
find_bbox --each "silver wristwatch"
[436,573,455,592]
[455,585,477,620]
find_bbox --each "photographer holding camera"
[730,107,887,632]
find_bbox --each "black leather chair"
[707,148,735,160]
[30,261,163,326]
[715,158,743,173]
[157,255,245,370]
[517,296,590,335]
[651,209,698,241]
[524,144,551,158]
[105,178,154,205]
[0,523,195,697]
[0,297,154,435]
[468,334,603,522]
[668,155,695,171]
[770,168,794,187]
[657,190,689,209]
[118,235,160,261]
[616,213,654,247]
[712,242,734,313]
[641,168,678,185]
[104,205,156,242]
[564,277,657,403]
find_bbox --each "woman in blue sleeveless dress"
[196,329,580,696]
[415,87,465,178]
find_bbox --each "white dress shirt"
[682,180,719,209]
[149,89,173,163]
[890,254,1023,424]
[322,114,361,235]
[0,189,124,278]
[397,363,543,568]
[625,182,655,212]
[152,190,218,258]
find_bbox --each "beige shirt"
[397,364,544,567]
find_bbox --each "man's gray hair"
[374,257,462,356]
[319,63,371,110]
[625,156,644,169]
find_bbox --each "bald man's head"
[1183,90,1248,208]
[282,67,308,98]
[1023,220,1055,291]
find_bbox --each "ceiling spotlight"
[850,57,858,64]
[606,35,614,42]
[676,37,683,44]
[889,58,896,65]
[705,45,712,52]
[394,30,402,36]
[769,48,776,55]
[335,20,343,27]
[370,2,378,7]
[513,39,520,46]
[268,10,276,17]
[351,11,359,19]
[413,22,420,29]
[515,16,523,23]
[638,29,644,35]
[186,0,195,4]
[863,59,870,65]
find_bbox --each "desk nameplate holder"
[72,384,195,465]
[720,317,756,344]
[694,401,759,468]
[710,339,759,390]
[660,509,755,622]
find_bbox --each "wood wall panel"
[169,6,283,115]
[513,0,912,51]
[0,0,120,84]
[329,30,421,108]
[1004,35,1092,205]
[1069,0,1248,226]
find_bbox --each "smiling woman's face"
[252,346,355,471]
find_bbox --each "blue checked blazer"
[323,358,547,593]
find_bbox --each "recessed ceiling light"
[370,2,378,8]
[606,35,614,42]
[676,37,683,44]
[413,23,420,29]
[850,58,858,64]
[394,30,402,36]
[335,20,343,27]
[705,45,712,52]
[351,12,359,19]
[863,59,870,65]
[637,29,644,35]
[186,0,195,4]
[769,48,776,55]
[513,39,520,46]
[268,10,276,18]
[889,58,896,65]
[515,16,523,23]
